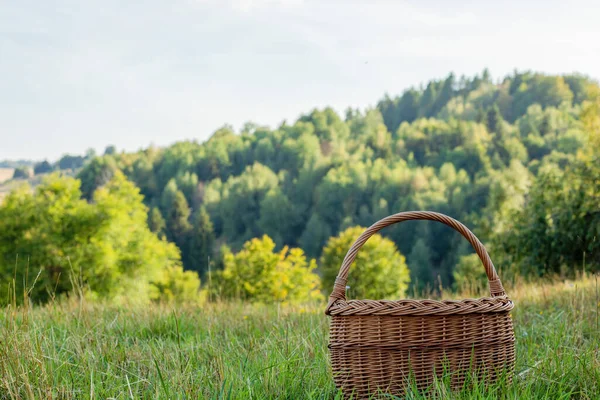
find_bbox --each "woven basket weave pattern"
[325,211,515,398]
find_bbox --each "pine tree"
[408,238,433,292]
[486,104,503,134]
[299,214,332,258]
[419,82,438,117]
[148,207,166,239]
[539,114,551,136]
[12,167,32,179]
[33,160,53,175]
[185,207,215,275]
[476,107,486,124]
[165,190,192,251]
[482,68,492,84]
[431,73,456,115]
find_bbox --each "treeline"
[6,146,119,181]
[1,70,599,305]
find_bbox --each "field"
[0,168,14,183]
[0,168,15,202]
[1,275,599,399]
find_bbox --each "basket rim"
[327,295,514,316]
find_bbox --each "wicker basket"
[325,211,515,398]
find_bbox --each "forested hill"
[75,70,600,289]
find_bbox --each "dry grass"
[0,168,14,183]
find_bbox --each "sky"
[1,0,599,161]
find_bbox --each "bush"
[320,226,410,299]
[12,167,32,179]
[0,172,200,305]
[152,265,203,304]
[212,235,322,303]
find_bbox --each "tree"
[0,173,200,305]
[431,73,456,116]
[257,188,299,246]
[57,154,85,170]
[216,163,279,244]
[85,148,97,159]
[407,238,435,292]
[320,226,410,299]
[34,160,53,175]
[148,207,166,238]
[213,235,322,303]
[377,90,420,135]
[104,145,117,155]
[77,156,119,200]
[164,189,192,251]
[493,160,600,277]
[299,214,332,258]
[5,70,594,289]
[185,207,215,275]
[299,107,350,143]
[419,81,439,117]
[486,104,503,134]
[12,167,32,179]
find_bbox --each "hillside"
[71,70,599,288]
[1,70,598,306]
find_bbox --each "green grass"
[1,275,599,399]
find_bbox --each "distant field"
[0,275,598,399]
[0,168,14,183]
[0,168,16,202]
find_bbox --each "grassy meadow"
[0,274,598,399]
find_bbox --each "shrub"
[0,172,200,305]
[12,167,32,179]
[320,226,410,299]
[212,235,322,303]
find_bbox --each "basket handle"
[325,211,506,314]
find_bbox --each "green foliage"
[56,71,600,286]
[320,226,409,299]
[164,188,192,250]
[151,265,202,303]
[33,160,53,175]
[408,238,434,291]
[213,235,322,303]
[511,74,574,119]
[453,254,487,292]
[148,207,166,238]
[185,206,215,275]
[0,173,200,305]
[12,167,32,179]
[493,160,600,276]
[104,145,117,155]
[486,104,503,134]
[57,154,86,170]
[77,156,118,200]
[299,214,332,258]
[257,188,300,246]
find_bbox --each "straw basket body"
[325,211,515,398]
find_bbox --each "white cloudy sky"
[1,0,599,160]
